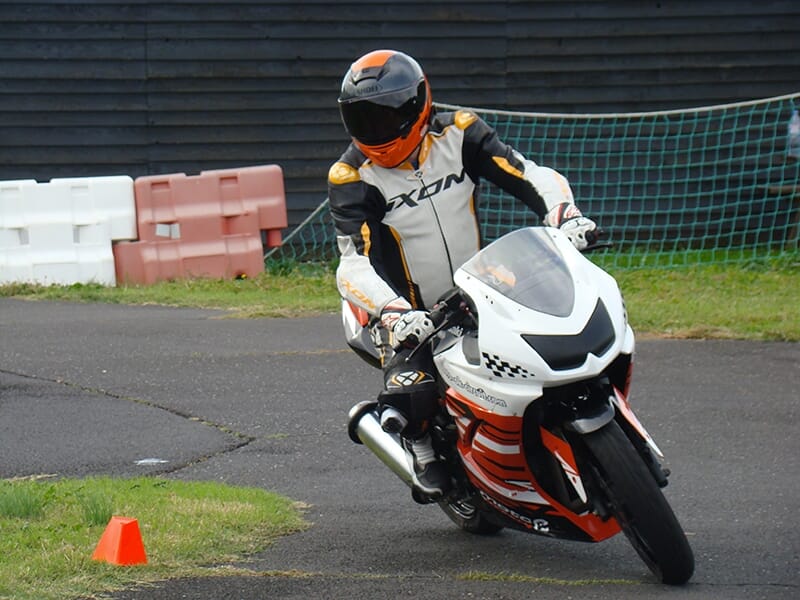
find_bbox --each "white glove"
[391,310,435,346]
[559,216,597,251]
[544,202,597,251]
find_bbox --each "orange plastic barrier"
[113,165,287,284]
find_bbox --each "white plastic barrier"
[0,176,136,286]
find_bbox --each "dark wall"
[1,1,798,226]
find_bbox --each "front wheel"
[582,421,694,584]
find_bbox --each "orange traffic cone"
[91,516,148,566]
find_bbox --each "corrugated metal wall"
[1,0,798,226]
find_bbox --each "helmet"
[338,50,432,168]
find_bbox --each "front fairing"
[434,227,632,416]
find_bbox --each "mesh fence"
[267,93,800,268]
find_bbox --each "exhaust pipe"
[348,401,414,488]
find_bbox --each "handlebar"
[405,289,471,362]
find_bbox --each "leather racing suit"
[329,109,578,317]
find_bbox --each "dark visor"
[340,82,427,145]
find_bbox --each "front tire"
[582,421,694,584]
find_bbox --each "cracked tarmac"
[1,298,798,599]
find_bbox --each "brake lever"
[404,295,469,363]
[581,240,614,253]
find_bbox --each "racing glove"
[381,298,435,347]
[544,202,598,251]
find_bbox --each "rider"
[328,49,597,501]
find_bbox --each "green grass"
[459,570,637,586]
[612,260,800,341]
[0,261,338,318]
[0,477,307,600]
[1,258,798,340]
[0,481,46,519]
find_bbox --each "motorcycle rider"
[329,49,598,501]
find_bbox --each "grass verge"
[459,570,637,586]
[612,261,800,341]
[0,262,337,318]
[0,476,307,600]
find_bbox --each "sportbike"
[345,226,694,585]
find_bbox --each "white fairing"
[434,227,633,417]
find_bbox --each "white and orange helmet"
[338,50,433,168]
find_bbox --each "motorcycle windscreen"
[461,228,575,317]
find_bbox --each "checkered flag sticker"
[482,352,532,379]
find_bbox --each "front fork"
[608,388,671,488]
[537,381,671,515]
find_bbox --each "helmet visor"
[340,82,427,146]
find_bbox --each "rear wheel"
[582,421,694,584]
[439,496,503,535]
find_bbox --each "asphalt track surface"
[1,297,798,599]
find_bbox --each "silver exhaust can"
[351,405,414,488]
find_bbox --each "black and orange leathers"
[329,109,575,317]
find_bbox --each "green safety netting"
[267,93,800,268]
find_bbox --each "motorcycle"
[344,226,694,585]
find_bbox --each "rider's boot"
[379,402,452,500]
[404,432,451,501]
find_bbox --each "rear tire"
[439,496,503,535]
[582,421,694,584]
